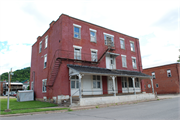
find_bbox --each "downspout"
[136,39,141,72]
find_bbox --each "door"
[108,77,118,94]
[122,77,128,93]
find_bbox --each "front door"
[122,77,128,93]
[108,77,117,94]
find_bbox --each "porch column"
[150,79,154,94]
[111,76,116,96]
[132,77,136,95]
[78,74,83,99]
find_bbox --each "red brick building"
[143,63,180,94]
[30,14,154,106]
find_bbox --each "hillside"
[0,67,30,82]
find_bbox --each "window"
[156,83,159,88]
[135,78,140,87]
[121,55,127,67]
[90,29,97,42]
[167,70,172,77]
[73,24,81,39]
[152,72,155,79]
[120,38,125,49]
[132,57,137,69]
[103,33,114,46]
[73,45,82,60]
[130,41,135,51]
[45,35,48,48]
[42,79,47,92]
[71,76,79,89]
[91,49,98,62]
[121,77,127,88]
[31,82,34,90]
[39,41,42,53]
[128,78,133,87]
[44,54,47,68]
[93,75,101,88]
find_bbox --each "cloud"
[152,8,179,31]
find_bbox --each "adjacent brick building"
[30,14,153,105]
[143,63,180,94]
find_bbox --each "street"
[2,97,180,120]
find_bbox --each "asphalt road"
[2,97,180,120]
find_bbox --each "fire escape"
[47,38,114,87]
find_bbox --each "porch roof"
[67,64,152,79]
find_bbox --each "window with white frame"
[73,45,82,60]
[90,29,96,42]
[31,82,34,90]
[132,57,137,69]
[71,76,79,89]
[152,72,155,79]
[130,41,135,51]
[42,79,47,92]
[135,78,140,87]
[93,75,101,88]
[39,41,42,53]
[103,33,114,46]
[167,69,172,77]
[44,54,47,68]
[91,49,98,62]
[73,24,81,39]
[121,55,127,67]
[45,35,48,48]
[121,77,127,88]
[120,38,125,49]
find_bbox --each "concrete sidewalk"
[157,94,180,99]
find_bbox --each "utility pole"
[5,68,12,112]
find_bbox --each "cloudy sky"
[0,0,179,74]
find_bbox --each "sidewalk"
[157,94,180,99]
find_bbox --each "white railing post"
[132,77,136,95]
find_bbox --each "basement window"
[42,79,47,92]
[167,69,172,77]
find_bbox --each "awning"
[106,52,119,57]
[67,64,152,79]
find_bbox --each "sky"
[0,0,180,74]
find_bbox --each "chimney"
[49,21,55,27]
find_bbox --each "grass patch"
[0,98,67,115]
[157,99,160,101]
[96,105,99,108]
[68,108,73,112]
[1,108,68,115]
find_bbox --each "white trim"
[131,56,136,59]
[103,32,114,37]
[73,45,82,49]
[90,49,98,52]
[73,24,81,28]
[120,37,125,40]
[42,79,47,93]
[89,28,97,32]
[130,41,134,43]
[121,54,126,57]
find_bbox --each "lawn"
[0,98,67,115]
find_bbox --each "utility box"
[17,90,33,102]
